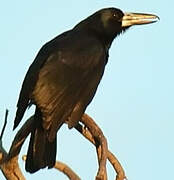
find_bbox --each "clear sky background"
[0,1,173,180]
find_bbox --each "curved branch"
[81,114,108,180]
[7,116,34,159]
[55,161,81,180]
[1,114,80,180]
[0,111,126,180]
[75,114,126,180]
[0,109,8,140]
[24,155,81,180]
[0,110,26,180]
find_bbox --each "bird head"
[74,8,159,48]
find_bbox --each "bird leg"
[75,114,126,180]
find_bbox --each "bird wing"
[32,31,107,141]
[14,31,74,129]
[13,43,53,129]
[14,31,107,139]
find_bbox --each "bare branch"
[22,155,81,180]
[2,114,81,180]
[7,116,34,159]
[0,110,26,180]
[107,151,126,180]
[1,156,25,180]
[0,109,8,141]
[54,161,81,180]
[0,111,126,180]
[81,114,108,180]
[75,114,126,180]
[0,110,8,168]
[0,110,9,164]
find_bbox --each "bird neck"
[91,30,114,51]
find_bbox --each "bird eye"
[113,13,119,19]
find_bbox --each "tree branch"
[75,114,126,180]
[55,161,81,180]
[0,110,25,180]
[80,114,108,180]
[0,109,8,141]
[1,114,81,180]
[0,111,126,180]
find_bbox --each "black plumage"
[13,7,158,173]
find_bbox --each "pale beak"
[122,12,159,27]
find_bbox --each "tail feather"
[25,126,57,173]
[45,136,57,169]
[25,109,57,173]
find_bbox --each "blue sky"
[0,1,173,180]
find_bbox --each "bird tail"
[25,109,57,173]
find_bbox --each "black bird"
[14,7,159,173]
